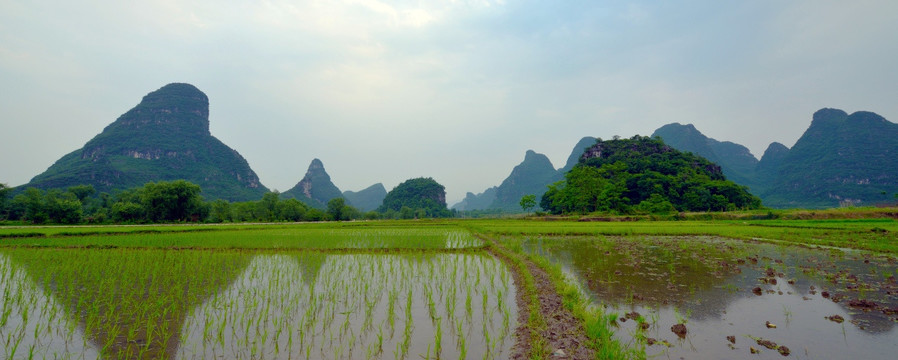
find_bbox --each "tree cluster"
[541,136,762,215]
[0,180,373,224]
[378,177,452,218]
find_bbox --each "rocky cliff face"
[24,83,268,201]
[282,158,344,209]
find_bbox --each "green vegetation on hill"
[652,123,759,190]
[342,183,387,212]
[21,83,268,201]
[281,158,344,209]
[541,136,761,214]
[490,150,561,211]
[379,177,451,218]
[762,109,898,208]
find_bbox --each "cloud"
[1,0,897,203]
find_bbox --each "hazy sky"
[2,0,897,204]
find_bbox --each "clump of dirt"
[778,345,791,356]
[826,315,845,323]
[752,286,763,295]
[757,338,778,349]
[848,299,877,309]
[726,335,736,344]
[671,323,687,338]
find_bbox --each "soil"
[671,323,688,338]
[525,259,596,359]
[486,242,595,359]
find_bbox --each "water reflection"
[517,235,898,359]
[0,255,100,360]
[0,250,516,360]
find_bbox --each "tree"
[0,183,10,219]
[140,180,206,222]
[327,197,346,221]
[519,194,537,213]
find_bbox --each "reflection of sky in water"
[176,253,516,360]
[0,251,515,360]
[520,236,898,359]
[0,255,100,360]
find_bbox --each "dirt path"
[486,238,595,359]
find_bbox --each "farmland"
[1,217,897,359]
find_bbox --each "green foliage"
[140,180,207,222]
[519,194,537,213]
[326,197,360,221]
[378,178,451,218]
[542,136,761,214]
[0,183,10,219]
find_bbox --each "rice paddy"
[2,217,897,359]
[0,224,512,359]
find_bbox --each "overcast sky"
[2,0,897,203]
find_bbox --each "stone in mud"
[551,349,566,357]
[757,338,778,350]
[671,323,687,338]
[752,286,763,295]
[778,345,790,356]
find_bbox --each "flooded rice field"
[0,250,516,359]
[517,235,898,359]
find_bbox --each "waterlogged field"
[509,235,898,359]
[0,224,515,360]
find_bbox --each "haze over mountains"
[14,83,898,210]
[651,109,898,208]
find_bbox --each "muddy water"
[518,236,898,359]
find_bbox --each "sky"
[2,0,897,204]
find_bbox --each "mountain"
[451,186,498,211]
[281,159,343,209]
[489,150,562,211]
[542,136,761,214]
[652,123,759,189]
[378,177,450,217]
[22,83,268,201]
[762,109,898,208]
[754,142,790,192]
[342,183,387,212]
[452,137,596,212]
[559,136,598,174]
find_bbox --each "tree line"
[0,180,454,225]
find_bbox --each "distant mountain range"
[21,83,268,201]
[452,136,596,211]
[14,83,896,210]
[652,108,898,208]
[281,158,386,211]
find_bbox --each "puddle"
[516,235,898,359]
